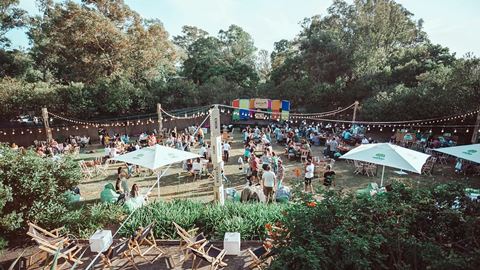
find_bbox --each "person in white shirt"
[199,144,207,158]
[361,137,370,144]
[261,165,276,203]
[261,133,270,145]
[109,145,118,158]
[304,159,315,193]
[104,144,111,158]
[222,142,231,162]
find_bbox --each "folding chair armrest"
[50,226,65,236]
[194,239,208,249]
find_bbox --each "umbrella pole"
[380,165,385,187]
[157,172,161,199]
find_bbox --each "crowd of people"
[236,122,368,202]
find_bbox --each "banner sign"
[254,99,269,109]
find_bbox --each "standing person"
[323,165,336,188]
[304,159,315,193]
[329,138,338,158]
[277,159,285,188]
[222,141,231,162]
[197,127,204,146]
[250,155,260,185]
[262,165,276,203]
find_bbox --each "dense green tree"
[0,0,27,48]
[29,0,175,84]
[256,49,271,83]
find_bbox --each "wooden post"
[41,108,53,142]
[472,106,480,144]
[209,105,224,204]
[157,103,163,137]
[352,101,359,124]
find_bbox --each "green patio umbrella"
[434,144,480,164]
[340,143,431,186]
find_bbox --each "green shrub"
[269,182,480,270]
[120,200,286,240]
[0,146,81,239]
[58,203,125,238]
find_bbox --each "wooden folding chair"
[300,149,309,163]
[172,222,204,256]
[243,245,274,270]
[129,223,166,264]
[364,163,377,177]
[27,222,67,266]
[189,243,227,270]
[94,157,108,176]
[27,223,83,269]
[353,160,364,175]
[422,157,436,176]
[437,154,448,165]
[79,161,94,179]
[101,239,139,270]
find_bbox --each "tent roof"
[112,144,200,170]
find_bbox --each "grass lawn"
[75,134,480,204]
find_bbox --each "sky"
[6,0,480,57]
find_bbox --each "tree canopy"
[0,0,478,122]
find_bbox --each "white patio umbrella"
[112,144,200,198]
[433,144,480,164]
[340,143,431,186]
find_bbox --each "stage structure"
[231,99,290,121]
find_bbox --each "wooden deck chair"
[189,243,227,270]
[27,222,67,266]
[95,157,108,176]
[45,241,83,269]
[79,161,94,179]
[172,222,204,252]
[437,154,448,165]
[101,239,139,270]
[28,224,83,269]
[300,149,309,163]
[243,245,274,270]
[353,160,364,175]
[364,163,377,177]
[422,157,436,176]
[129,223,166,264]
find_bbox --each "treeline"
[0,0,478,122]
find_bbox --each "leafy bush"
[0,145,81,238]
[120,200,286,240]
[60,203,125,238]
[269,182,480,270]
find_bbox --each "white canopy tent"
[112,144,200,198]
[340,143,431,186]
[434,144,480,164]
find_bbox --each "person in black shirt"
[323,165,336,187]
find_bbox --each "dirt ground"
[75,134,480,204]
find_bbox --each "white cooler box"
[89,230,113,253]
[223,232,241,255]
